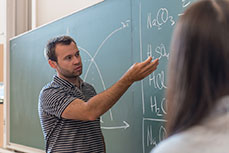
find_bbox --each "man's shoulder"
[83,81,94,88]
[39,81,62,95]
[82,82,96,91]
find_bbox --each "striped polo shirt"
[38,75,105,153]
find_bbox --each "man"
[38,35,159,153]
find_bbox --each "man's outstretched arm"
[62,57,159,120]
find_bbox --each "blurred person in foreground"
[151,0,229,153]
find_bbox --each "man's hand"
[121,57,159,85]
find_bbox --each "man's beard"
[57,64,82,79]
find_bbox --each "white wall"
[36,0,103,27]
[0,0,104,37]
[0,0,5,34]
[15,0,30,35]
[0,0,6,43]
[0,1,4,35]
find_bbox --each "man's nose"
[73,56,80,64]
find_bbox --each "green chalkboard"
[10,0,196,152]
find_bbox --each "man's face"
[54,42,82,80]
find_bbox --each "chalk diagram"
[66,19,131,130]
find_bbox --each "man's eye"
[67,56,72,60]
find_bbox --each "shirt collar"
[53,75,84,89]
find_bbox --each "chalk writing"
[141,1,196,152]
[147,43,169,60]
[182,0,191,8]
[150,96,167,116]
[147,8,175,30]
[149,71,167,90]
[179,0,192,16]
[143,118,167,153]
[145,123,167,147]
[147,125,157,147]
[121,20,130,28]
[159,126,167,142]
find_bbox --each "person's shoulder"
[82,82,97,95]
[83,82,95,89]
[150,133,189,153]
[39,81,62,95]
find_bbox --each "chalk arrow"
[101,121,130,130]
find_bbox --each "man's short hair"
[45,36,76,62]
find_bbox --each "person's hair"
[166,0,229,137]
[45,35,76,62]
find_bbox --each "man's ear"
[48,60,57,69]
